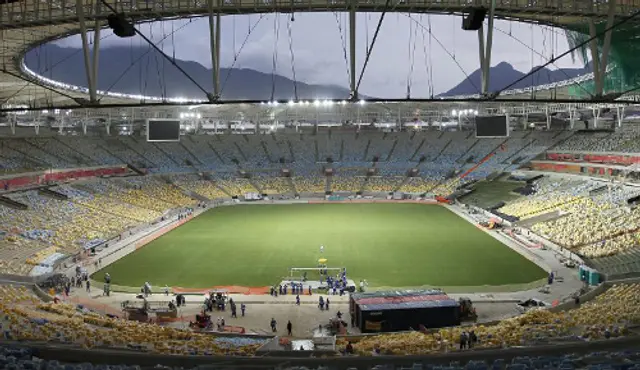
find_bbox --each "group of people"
[459,330,478,350]
[176,208,194,220]
[271,283,311,296]
[318,296,331,310]
[228,298,246,318]
[269,318,293,336]
[325,270,349,296]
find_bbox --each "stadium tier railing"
[7,335,640,369]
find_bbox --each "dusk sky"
[54,13,584,97]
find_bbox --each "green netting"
[564,21,640,97]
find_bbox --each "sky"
[54,13,585,97]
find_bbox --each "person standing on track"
[287,320,293,336]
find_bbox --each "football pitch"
[96,203,547,289]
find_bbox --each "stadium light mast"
[349,0,357,101]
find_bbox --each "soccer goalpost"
[289,267,343,282]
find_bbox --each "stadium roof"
[1,0,638,111]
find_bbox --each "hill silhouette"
[441,61,591,96]
[24,43,356,101]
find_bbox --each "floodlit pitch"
[96,203,547,289]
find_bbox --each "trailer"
[350,290,460,333]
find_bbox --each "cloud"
[54,12,582,97]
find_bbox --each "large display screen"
[475,116,508,138]
[147,119,181,142]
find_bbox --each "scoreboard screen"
[475,116,508,138]
[147,119,180,142]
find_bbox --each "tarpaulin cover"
[355,294,451,305]
[360,299,459,312]
[351,289,444,302]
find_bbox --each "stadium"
[3,0,640,368]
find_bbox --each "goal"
[289,267,343,282]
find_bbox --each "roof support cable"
[493,8,640,99]
[0,68,80,105]
[355,0,395,94]
[286,17,299,100]
[426,15,434,98]
[219,14,267,96]
[405,14,480,94]
[99,0,211,101]
[492,25,593,98]
[149,23,166,101]
[406,15,418,99]
[270,14,281,102]
[333,12,351,89]
[99,20,195,100]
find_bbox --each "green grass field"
[458,180,524,209]
[96,204,546,289]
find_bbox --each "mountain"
[24,43,356,101]
[441,61,591,96]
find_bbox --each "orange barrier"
[172,285,271,295]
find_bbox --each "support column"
[76,0,96,102]
[207,0,220,100]
[588,20,602,97]
[477,26,486,92]
[215,0,221,98]
[92,0,101,97]
[477,0,496,95]
[349,0,357,100]
[618,106,625,127]
[598,0,617,96]
[9,116,15,135]
[522,113,528,130]
[569,109,575,129]
[545,106,551,130]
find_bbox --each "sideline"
[73,204,215,281]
